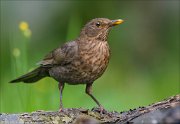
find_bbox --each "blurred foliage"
[0,1,179,113]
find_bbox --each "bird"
[10,18,124,113]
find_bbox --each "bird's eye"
[96,22,101,27]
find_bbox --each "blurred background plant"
[0,1,179,113]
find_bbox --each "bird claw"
[100,107,108,114]
[59,108,64,112]
[92,106,107,114]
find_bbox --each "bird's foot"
[99,106,105,114]
[92,106,108,114]
[59,107,64,112]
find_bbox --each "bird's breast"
[74,41,110,81]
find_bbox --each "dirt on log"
[0,94,180,124]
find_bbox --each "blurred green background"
[0,1,179,113]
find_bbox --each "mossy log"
[0,94,179,124]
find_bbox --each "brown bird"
[10,18,124,113]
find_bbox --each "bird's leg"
[58,82,65,112]
[86,83,105,114]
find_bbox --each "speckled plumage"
[48,39,110,84]
[10,18,124,113]
[39,18,112,84]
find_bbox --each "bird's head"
[79,18,124,41]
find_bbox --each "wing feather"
[38,41,78,67]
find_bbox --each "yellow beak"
[111,19,124,26]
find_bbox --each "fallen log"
[0,94,179,124]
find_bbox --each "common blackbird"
[10,18,124,112]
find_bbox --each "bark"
[0,94,179,124]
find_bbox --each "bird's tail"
[10,67,50,83]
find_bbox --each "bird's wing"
[38,41,78,67]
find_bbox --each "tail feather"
[10,67,49,83]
